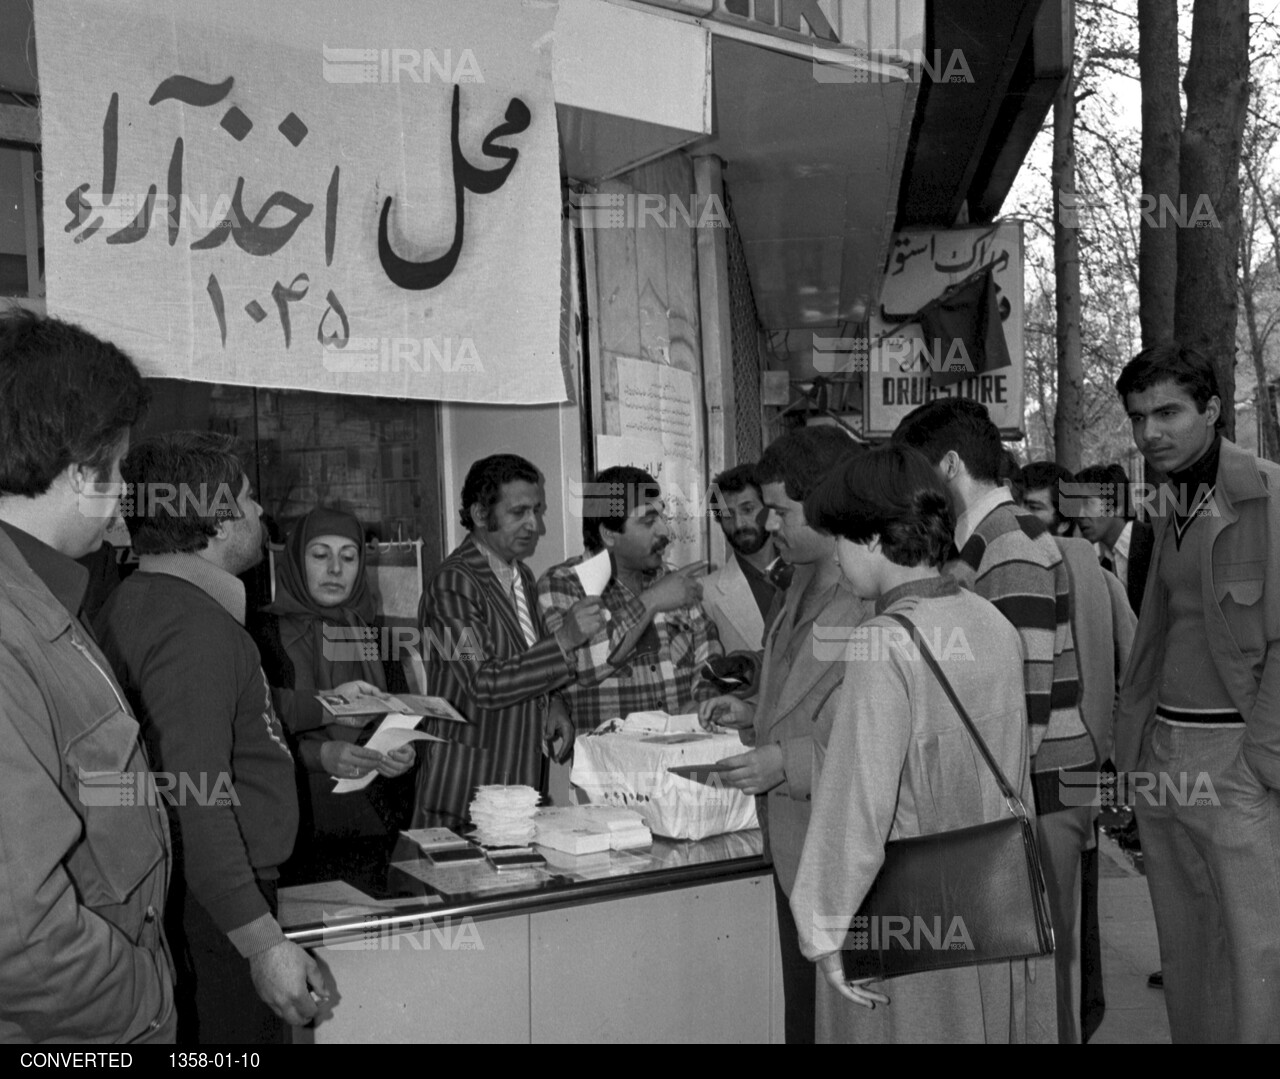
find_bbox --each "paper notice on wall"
[596,354,704,568]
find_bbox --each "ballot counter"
[281,829,785,1043]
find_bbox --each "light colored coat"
[1116,438,1280,785]
[790,581,1054,1043]
[752,564,872,894]
[700,553,767,654]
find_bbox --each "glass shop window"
[0,143,43,303]
[137,379,445,603]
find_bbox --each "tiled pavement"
[1089,826,1171,1044]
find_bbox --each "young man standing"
[0,310,174,1043]
[96,433,323,1043]
[895,398,1091,1044]
[697,427,868,1043]
[701,463,779,653]
[1113,343,1280,1043]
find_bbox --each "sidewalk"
[1089,829,1171,1044]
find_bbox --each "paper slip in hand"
[574,548,612,597]
[319,693,467,722]
[333,715,444,793]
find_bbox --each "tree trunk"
[1053,45,1084,472]
[1241,282,1280,460]
[1173,0,1250,440]
[1242,154,1280,461]
[1137,0,1180,348]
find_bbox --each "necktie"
[511,573,538,648]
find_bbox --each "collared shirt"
[955,485,1014,550]
[0,520,90,619]
[136,552,247,624]
[1103,520,1134,591]
[537,553,722,733]
[476,536,542,649]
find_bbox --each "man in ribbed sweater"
[895,398,1094,1044]
[96,432,326,1043]
[1113,344,1280,1043]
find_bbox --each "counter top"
[282,829,767,946]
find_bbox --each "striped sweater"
[952,502,1096,814]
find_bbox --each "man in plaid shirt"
[537,466,722,733]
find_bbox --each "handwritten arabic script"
[66,78,529,352]
[39,0,564,404]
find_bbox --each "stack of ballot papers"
[534,805,652,853]
[469,785,540,847]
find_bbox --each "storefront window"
[140,378,444,567]
[0,143,42,300]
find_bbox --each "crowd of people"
[2,308,1277,1045]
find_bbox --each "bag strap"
[884,612,1031,821]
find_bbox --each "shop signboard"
[863,222,1025,439]
[36,0,564,404]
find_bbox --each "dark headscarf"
[267,507,376,623]
[263,507,384,689]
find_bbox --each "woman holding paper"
[252,507,417,881]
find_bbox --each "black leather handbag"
[841,614,1056,981]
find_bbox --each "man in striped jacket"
[896,398,1094,1045]
[413,454,605,829]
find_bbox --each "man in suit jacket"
[413,455,604,829]
[1073,462,1155,616]
[1114,343,1280,1043]
[698,427,868,1044]
[701,463,779,654]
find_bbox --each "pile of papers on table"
[534,805,652,855]
[469,785,540,846]
[572,712,758,841]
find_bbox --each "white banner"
[36,0,565,404]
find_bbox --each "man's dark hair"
[582,465,661,553]
[1074,462,1134,519]
[757,427,861,503]
[709,462,761,523]
[1116,342,1225,431]
[805,443,955,570]
[711,462,761,500]
[892,398,1003,483]
[0,308,149,497]
[1016,461,1075,519]
[459,453,543,532]
[122,431,247,555]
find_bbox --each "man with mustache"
[701,463,780,654]
[537,465,722,734]
[413,454,603,828]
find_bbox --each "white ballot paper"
[574,548,612,597]
[333,714,444,793]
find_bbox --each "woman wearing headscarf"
[788,444,1051,1043]
[252,507,416,881]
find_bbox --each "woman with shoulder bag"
[789,444,1055,1043]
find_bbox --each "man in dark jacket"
[0,309,174,1043]
[97,432,325,1043]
